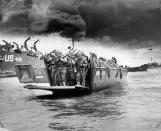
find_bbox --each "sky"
[0,0,161,66]
[1,33,161,66]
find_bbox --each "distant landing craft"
[127,65,148,72]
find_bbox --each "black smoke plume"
[1,0,161,47]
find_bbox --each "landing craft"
[0,49,45,77]
[0,38,42,77]
[127,64,148,72]
[15,50,128,95]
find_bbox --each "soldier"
[2,40,14,51]
[112,57,117,64]
[66,54,76,86]
[23,37,35,57]
[44,52,57,85]
[0,44,2,50]
[49,50,68,86]
[13,42,22,53]
[27,49,36,57]
[24,37,30,51]
[75,51,88,86]
[50,64,61,86]
[32,39,39,52]
[81,55,89,86]
[75,53,81,85]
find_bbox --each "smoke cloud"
[1,0,161,48]
[78,0,161,45]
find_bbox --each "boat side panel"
[0,50,17,76]
[15,64,49,83]
[0,49,50,83]
[91,68,127,91]
[0,50,46,78]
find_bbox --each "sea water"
[0,68,161,131]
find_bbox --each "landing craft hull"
[0,50,46,78]
[24,84,91,96]
[91,67,127,92]
[14,52,128,95]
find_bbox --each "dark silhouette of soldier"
[2,40,14,51]
[24,37,30,51]
[13,42,22,53]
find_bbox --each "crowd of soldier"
[0,37,120,86]
[44,49,90,87]
[0,37,42,58]
[43,49,120,87]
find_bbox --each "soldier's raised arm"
[24,37,30,44]
[2,40,8,45]
[13,42,19,49]
[33,39,39,52]
[34,39,39,45]
[24,37,30,51]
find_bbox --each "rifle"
[62,49,78,59]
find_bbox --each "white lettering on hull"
[2,55,22,62]
[5,55,14,62]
